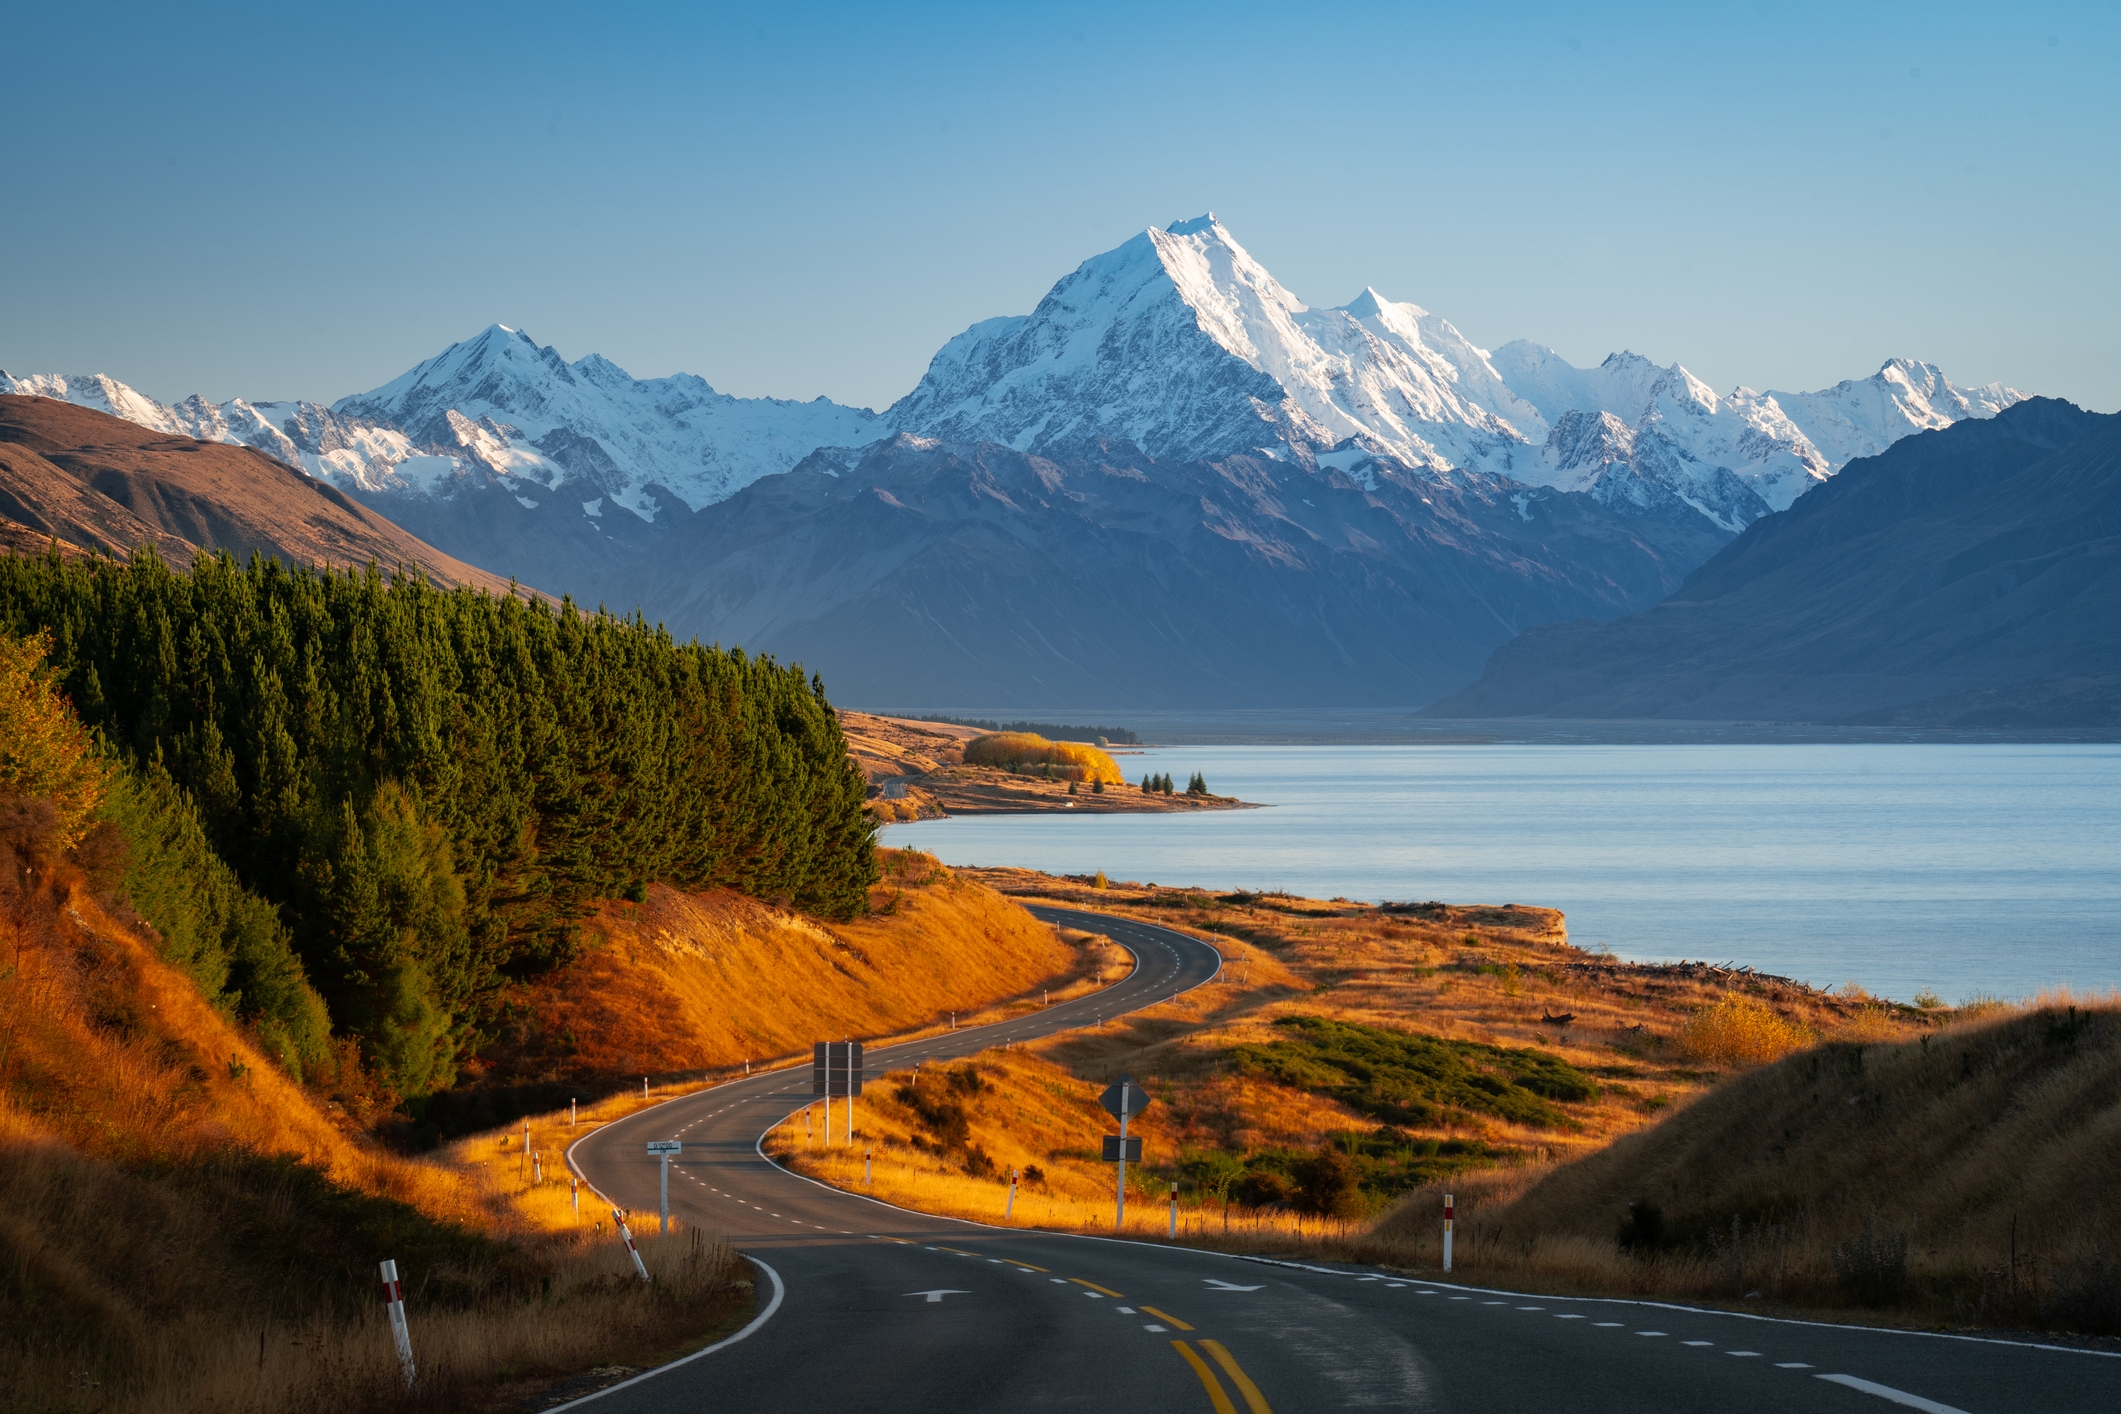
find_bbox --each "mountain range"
[0,215,2034,706]
[1429,399,2121,725]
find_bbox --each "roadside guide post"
[646,1140,681,1234]
[1006,1168,1019,1219]
[571,1175,579,1216]
[1443,1193,1454,1272]
[1169,1181,1178,1238]
[1100,1075,1152,1231]
[865,1146,872,1186]
[379,1259,416,1390]
[612,1207,650,1282]
[570,1097,577,1128]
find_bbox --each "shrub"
[1618,1200,1666,1251]
[0,631,105,850]
[1831,1215,1909,1305]
[1678,994,1812,1068]
[1293,1144,1365,1218]
[964,733,1123,783]
[1233,1170,1291,1207]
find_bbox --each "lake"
[883,743,2121,1004]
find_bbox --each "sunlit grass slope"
[481,849,1085,1085]
[1388,997,2121,1328]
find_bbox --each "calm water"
[884,744,2121,1004]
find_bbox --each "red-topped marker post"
[1443,1193,1455,1272]
[378,1259,416,1389]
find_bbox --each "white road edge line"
[1816,1373,1972,1413]
[1231,1255,2121,1360]
[538,1255,785,1414]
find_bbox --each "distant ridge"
[0,395,526,595]
[1427,399,2121,727]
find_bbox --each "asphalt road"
[566,905,2118,1413]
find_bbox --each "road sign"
[812,1041,866,1097]
[1099,1075,1153,1118]
[645,1140,682,1156]
[1101,1135,1143,1163]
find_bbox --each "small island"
[840,711,1256,820]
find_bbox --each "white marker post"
[1168,1181,1178,1238]
[642,1076,649,1101]
[570,1097,577,1128]
[865,1146,872,1186]
[571,1175,579,1216]
[1006,1168,1019,1219]
[1443,1193,1454,1272]
[378,1259,416,1390]
[612,1207,650,1282]
[646,1140,681,1234]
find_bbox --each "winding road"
[566,906,2117,1413]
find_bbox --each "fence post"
[613,1208,650,1282]
[379,1259,416,1390]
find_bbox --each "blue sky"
[2,1,2114,412]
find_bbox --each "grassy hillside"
[0,779,746,1412]
[464,848,1090,1098]
[1387,1001,2121,1331]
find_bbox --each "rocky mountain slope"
[603,433,1727,707]
[1426,399,2121,725]
[0,396,520,593]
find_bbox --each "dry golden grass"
[962,732,1124,784]
[1677,993,1814,1068]
[479,849,1089,1086]
[759,870,2121,1331]
[0,829,749,1413]
[1366,996,2121,1328]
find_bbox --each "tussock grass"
[1678,994,1813,1068]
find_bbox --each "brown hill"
[0,394,525,593]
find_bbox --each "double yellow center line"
[1173,1339,1272,1414]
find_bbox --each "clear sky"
[3,1,2115,413]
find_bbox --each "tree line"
[0,549,876,1097]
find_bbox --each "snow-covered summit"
[887,215,1536,479]
[332,324,885,518]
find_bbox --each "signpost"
[646,1140,681,1234]
[1099,1075,1153,1230]
[812,1040,865,1144]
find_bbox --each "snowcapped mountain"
[886,214,1540,481]
[890,215,2025,531]
[4,214,2029,587]
[330,324,884,519]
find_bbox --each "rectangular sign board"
[1101,1135,1144,1163]
[645,1140,681,1156]
[812,1041,865,1097]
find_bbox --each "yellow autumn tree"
[0,631,107,850]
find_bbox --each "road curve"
[567,906,2118,1414]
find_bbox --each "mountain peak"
[1165,213,1219,235]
